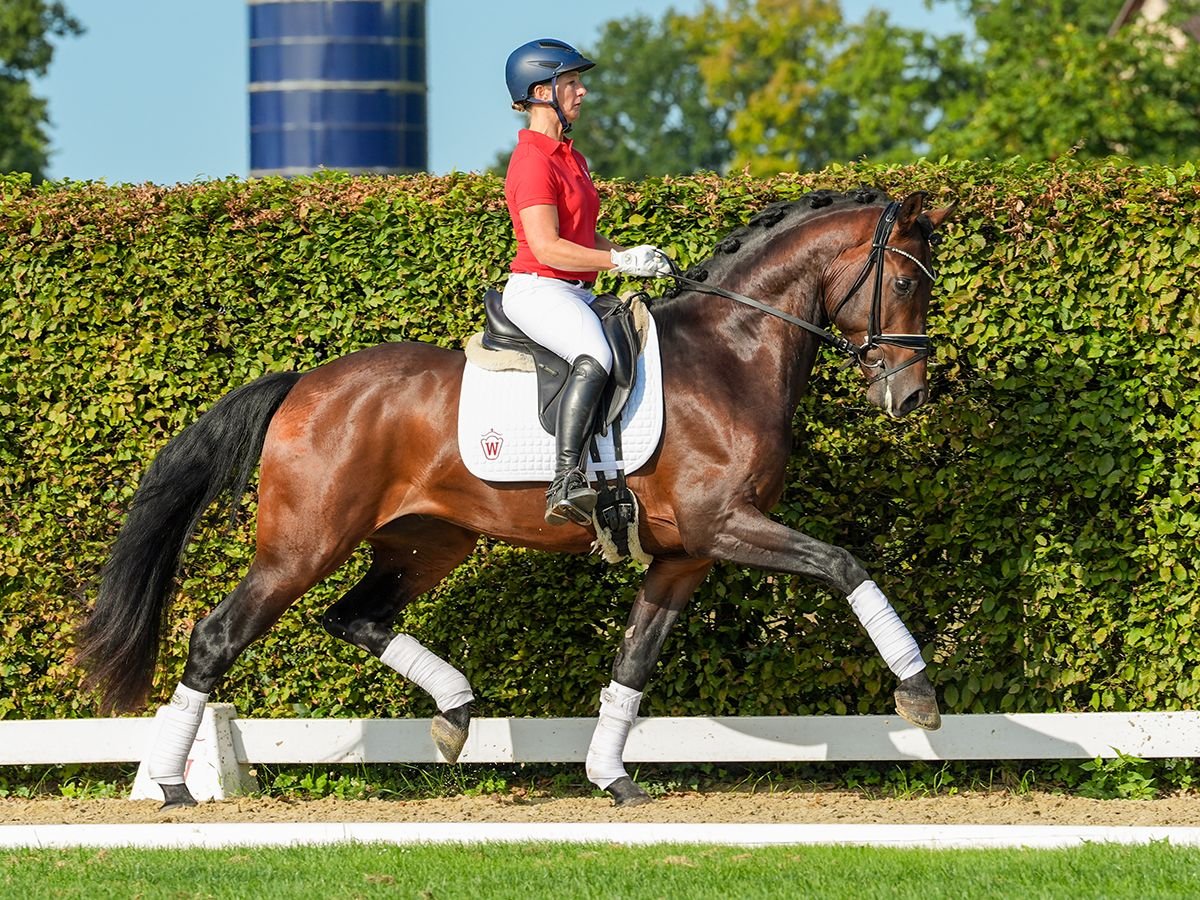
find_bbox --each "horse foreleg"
[321,520,480,762]
[705,506,940,730]
[588,556,712,806]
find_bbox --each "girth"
[481,289,641,436]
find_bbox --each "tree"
[577,12,731,179]
[683,0,845,175]
[0,1,82,179]
[927,0,1200,162]
[678,0,972,174]
[820,10,975,166]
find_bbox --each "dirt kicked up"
[4,791,1200,827]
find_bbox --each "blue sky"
[35,1,966,184]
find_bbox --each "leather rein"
[667,202,935,384]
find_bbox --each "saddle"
[480,289,641,436]
[476,288,645,558]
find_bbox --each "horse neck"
[655,223,838,427]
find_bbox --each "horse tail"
[76,370,303,713]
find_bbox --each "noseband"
[668,202,935,384]
[826,201,933,383]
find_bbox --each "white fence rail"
[2,708,1198,802]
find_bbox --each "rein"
[667,202,934,384]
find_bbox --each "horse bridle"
[667,202,935,384]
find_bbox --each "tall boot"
[545,354,608,526]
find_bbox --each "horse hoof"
[431,703,471,763]
[894,670,942,731]
[606,776,652,807]
[159,782,197,811]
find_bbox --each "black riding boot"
[545,354,608,526]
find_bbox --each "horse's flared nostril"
[896,387,927,417]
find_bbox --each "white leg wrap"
[147,684,209,785]
[380,634,474,712]
[848,580,926,681]
[585,681,643,790]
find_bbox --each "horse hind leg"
[151,558,338,810]
[321,519,480,763]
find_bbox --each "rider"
[503,38,672,526]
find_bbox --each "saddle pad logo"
[480,429,504,460]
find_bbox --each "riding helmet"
[505,38,595,105]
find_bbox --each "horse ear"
[895,192,928,233]
[897,192,957,238]
[923,199,958,231]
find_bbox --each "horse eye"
[895,277,915,296]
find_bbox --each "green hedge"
[1,159,1198,722]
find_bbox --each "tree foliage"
[577,12,730,178]
[580,0,1200,177]
[2,161,1200,720]
[0,0,81,179]
[679,0,971,174]
[930,0,1200,162]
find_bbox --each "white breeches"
[502,273,613,372]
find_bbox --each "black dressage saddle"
[480,289,642,436]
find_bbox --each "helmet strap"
[528,72,572,135]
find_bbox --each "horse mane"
[650,186,900,328]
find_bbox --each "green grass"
[3,843,1199,899]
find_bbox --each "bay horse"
[77,188,955,809]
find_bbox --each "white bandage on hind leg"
[848,580,926,681]
[147,683,209,785]
[585,681,643,790]
[380,634,474,711]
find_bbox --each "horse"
[76,188,955,809]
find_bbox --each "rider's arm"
[520,204,617,272]
[594,234,624,254]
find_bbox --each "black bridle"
[667,202,935,384]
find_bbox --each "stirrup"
[545,468,597,526]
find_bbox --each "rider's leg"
[545,355,607,524]
[501,275,613,525]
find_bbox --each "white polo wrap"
[380,634,474,712]
[147,683,209,785]
[848,579,926,681]
[585,680,643,790]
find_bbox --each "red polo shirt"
[505,129,601,282]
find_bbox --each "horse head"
[823,192,956,418]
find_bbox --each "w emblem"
[480,429,504,460]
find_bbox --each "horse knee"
[830,547,869,593]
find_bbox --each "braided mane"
[663,187,891,301]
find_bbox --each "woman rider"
[503,38,672,526]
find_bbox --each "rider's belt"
[554,278,589,288]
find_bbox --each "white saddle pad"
[458,317,664,482]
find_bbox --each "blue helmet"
[505,38,595,105]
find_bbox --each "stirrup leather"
[545,468,597,526]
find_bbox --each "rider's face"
[534,72,587,122]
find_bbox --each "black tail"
[76,371,302,712]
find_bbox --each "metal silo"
[249,0,427,176]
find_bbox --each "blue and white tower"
[249,0,427,176]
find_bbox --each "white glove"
[610,245,672,278]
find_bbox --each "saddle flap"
[591,294,641,429]
[478,289,644,435]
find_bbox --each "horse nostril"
[897,387,927,416]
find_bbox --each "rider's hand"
[610,245,672,278]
